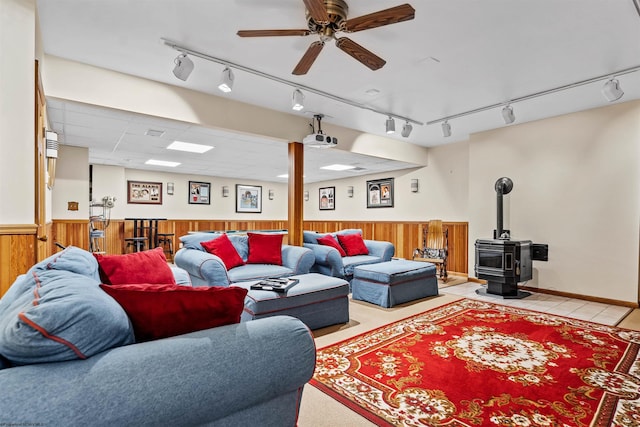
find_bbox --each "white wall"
[0,0,35,224]
[303,140,469,221]
[468,100,640,302]
[53,158,289,220]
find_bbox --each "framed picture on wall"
[236,184,262,213]
[366,178,394,208]
[319,186,335,210]
[127,180,162,204]
[188,181,210,204]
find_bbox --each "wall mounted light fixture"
[222,186,229,197]
[167,182,174,195]
[304,190,309,201]
[268,189,274,200]
[411,179,419,193]
[45,130,59,188]
[347,186,354,198]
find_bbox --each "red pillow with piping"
[246,233,283,265]
[100,283,248,342]
[201,234,245,270]
[337,233,369,256]
[317,234,347,257]
[94,247,176,286]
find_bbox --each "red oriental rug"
[310,299,640,426]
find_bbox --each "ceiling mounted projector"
[303,133,338,148]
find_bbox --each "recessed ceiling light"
[320,164,356,171]
[145,159,180,167]
[167,140,214,153]
[365,88,380,96]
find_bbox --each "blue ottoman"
[234,273,350,330]
[352,260,438,308]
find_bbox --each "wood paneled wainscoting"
[50,219,468,275]
[0,225,42,297]
[303,221,468,276]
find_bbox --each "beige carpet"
[298,288,640,427]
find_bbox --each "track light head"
[441,121,451,137]
[292,89,304,111]
[218,67,235,93]
[385,116,395,134]
[602,79,624,102]
[401,121,413,137]
[502,105,515,124]
[172,54,194,81]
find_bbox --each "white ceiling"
[37,0,640,182]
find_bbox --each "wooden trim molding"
[0,224,38,235]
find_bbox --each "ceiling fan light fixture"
[172,54,194,81]
[401,121,413,137]
[292,89,305,111]
[385,116,395,134]
[502,105,515,124]
[442,121,452,138]
[218,67,235,93]
[602,78,624,102]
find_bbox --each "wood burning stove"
[475,177,547,299]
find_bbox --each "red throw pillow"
[100,284,248,342]
[317,234,347,257]
[337,233,369,256]
[201,234,245,270]
[94,247,176,286]
[246,233,283,265]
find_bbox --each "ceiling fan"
[237,0,415,75]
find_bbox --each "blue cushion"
[227,264,293,282]
[353,260,437,284]
[0,262,134,366]
[303,229,362,245]
[179,233,223,250]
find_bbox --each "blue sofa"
[0,247,316,426]
[175,232,315,287]
[303,229,395,282]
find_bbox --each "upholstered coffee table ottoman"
[352,260,438,308]
[234,273,350,330]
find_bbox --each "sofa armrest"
[304,243,345,278]
[0,316,315,427]
[281,245,314,274]
[174,248,231,287]
[364,239,395,261]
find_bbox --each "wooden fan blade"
[237,29,310,37]
[303,0,330,24]
[292,41,324,75]
[335,37,386,71]
[344,4,415,33]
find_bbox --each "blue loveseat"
[303,229,395,282]
[175,232,315,287]
[0,247,316,426]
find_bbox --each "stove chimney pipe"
[494,177,513,239]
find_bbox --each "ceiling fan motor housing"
[306,0,348,35]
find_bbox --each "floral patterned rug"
[310,298,640,426]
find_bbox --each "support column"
[288,142,304,246]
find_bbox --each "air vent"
[348,167,367,172]
[145,129,165,137]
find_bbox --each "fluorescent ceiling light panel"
[277,174,305,178]
[167,140,214,153]
[320,164,356,171]
[145,159,180,167]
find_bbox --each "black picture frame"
[236,184,262,213]
[367,178,394,208]
[319,186,335,210]
[188,181,211,204]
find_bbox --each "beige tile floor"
[441,282,633,326]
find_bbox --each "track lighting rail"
[426,64,640,125]
[162,38,423,126]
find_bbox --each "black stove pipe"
[494,177,513,240]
